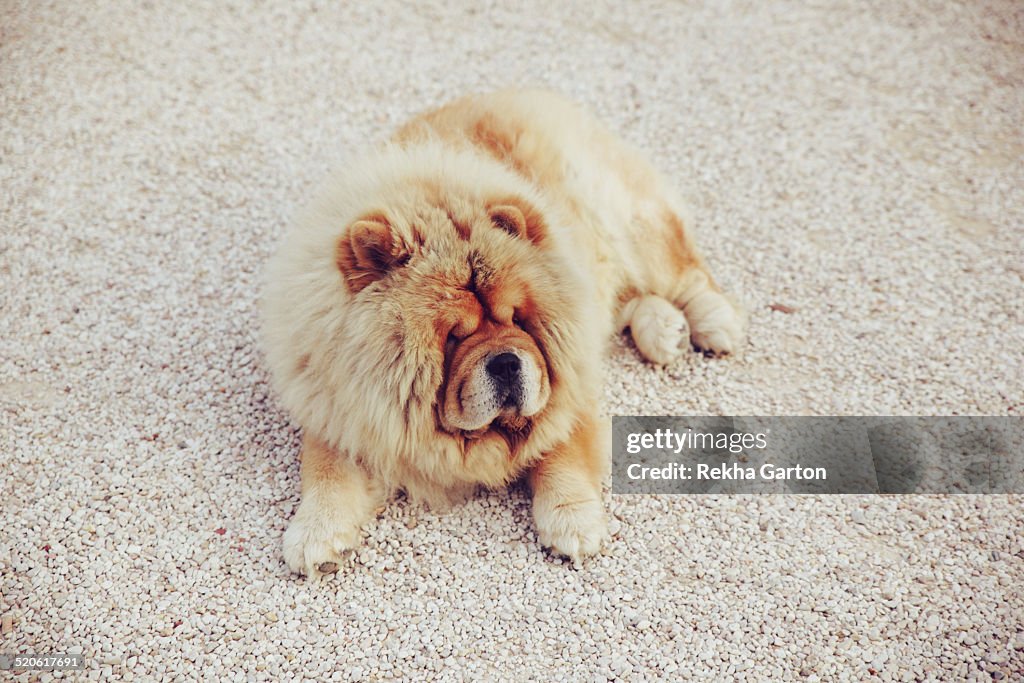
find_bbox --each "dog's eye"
[447,319,474,342]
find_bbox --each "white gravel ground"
[2,1,1023,680]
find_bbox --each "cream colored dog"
[262,89,745,577]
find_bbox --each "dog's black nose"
[486,352,521,386]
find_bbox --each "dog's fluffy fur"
[262,89,745,576]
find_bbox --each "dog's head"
[262,146,603,493]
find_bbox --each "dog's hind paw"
[628,295,690,365]
[685,290,746,356]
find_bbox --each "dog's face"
[334,193,558,451]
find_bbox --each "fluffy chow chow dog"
[262,89,745,577]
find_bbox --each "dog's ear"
[335,214,408,293]
[487,198,547,245]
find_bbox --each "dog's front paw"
[685,291,746,355]
[629,295,690,365]
[533,495,608,563]
[283,497,362,578]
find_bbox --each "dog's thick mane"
[262,140,604,505]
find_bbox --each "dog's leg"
[283,434,383,578]
[652,207,746,356]
[529,412,609,562]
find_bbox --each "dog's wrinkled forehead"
[467,250,497,287]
